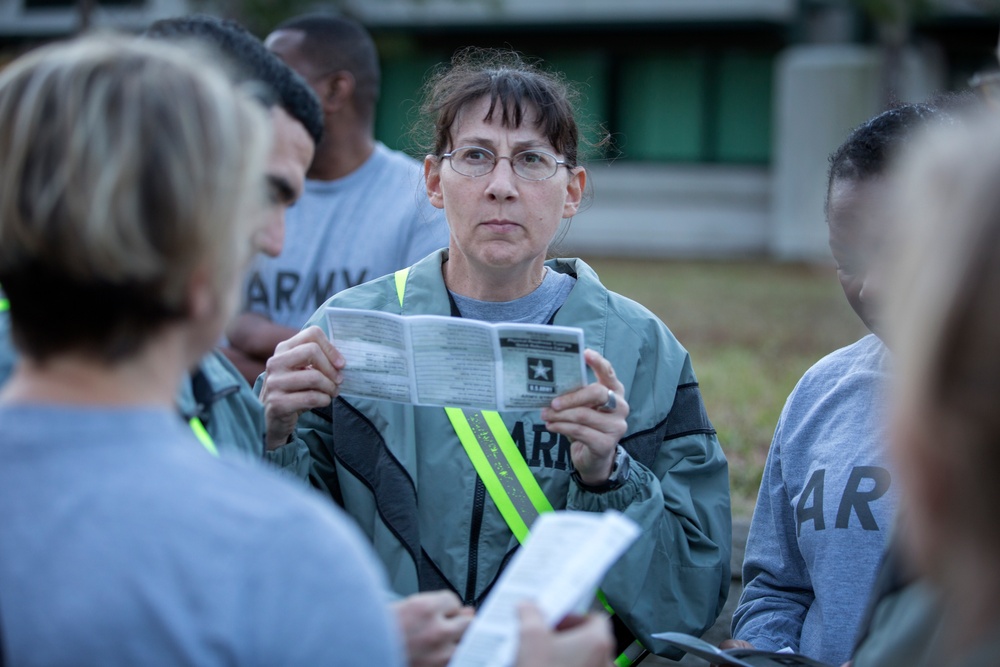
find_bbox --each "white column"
[770,43,943,261]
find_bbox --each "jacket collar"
[175,351,243,422]
[401,251,611,356]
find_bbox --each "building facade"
[3,0,996,260]
[355,0,997,260]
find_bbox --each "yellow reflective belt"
[392,268,646,665]
[445,407,553,544]
[188,416,219,457]
[0,297,8,312]
[615,641,649,667]
[394,268,408,307]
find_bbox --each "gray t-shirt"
[244,142,450,329]
[733,334,895,665]
[0,405,404,666]
[450,267,576,324]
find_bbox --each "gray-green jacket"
[298,250,732,657]
[176,349,311,478]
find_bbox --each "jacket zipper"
[464,476,486,605]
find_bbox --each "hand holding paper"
[447,510,640,667]
[325,307,587,409]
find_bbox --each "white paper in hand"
[447,510,640,667]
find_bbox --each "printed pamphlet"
[325,307,588,409]
[447,510,640,667]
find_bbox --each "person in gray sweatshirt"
[726,103,945,666]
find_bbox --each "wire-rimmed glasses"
[441,146,569,181]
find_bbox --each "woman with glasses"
[262,47,731,663]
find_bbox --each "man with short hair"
[143,15,322,474]
[728,103,948,665]
[227,13,449,383]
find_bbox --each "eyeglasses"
[441,146,570,181]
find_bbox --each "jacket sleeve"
[568,352,732,659]
[291,403,344,504]
[730,415,813,653]
[263,435,315,482]
[240,367,319,484]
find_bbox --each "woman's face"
[425,96,585,277]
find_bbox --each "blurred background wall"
[2,0,997,262]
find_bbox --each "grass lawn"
[582,257,869,519]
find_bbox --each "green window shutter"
[376,54,441,156]
[714,52,773,164]
[542,52,610,160]
[617,53,707,162]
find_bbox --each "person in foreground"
[867,110,1000,667]
[0,36,611,667]
[727,103,944,666]
[0,17,477,664]
[262,47,732,661]
[0,35,398,665]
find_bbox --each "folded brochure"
[326,307,587,409]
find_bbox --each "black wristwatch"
[571,445,631,494]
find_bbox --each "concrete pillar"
[770,45,882,261]
[769,44,943,262]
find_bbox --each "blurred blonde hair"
[0,34,271,362]
[887,110,1000,547]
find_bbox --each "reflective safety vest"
[393,268,647,666]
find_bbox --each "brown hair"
[418,48,580,166]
